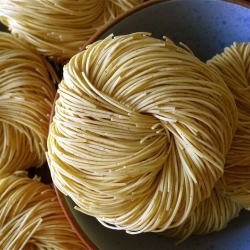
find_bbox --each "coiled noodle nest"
[161,187,243,242]
[47,33,238,233]
[0,0,143,62]
[0,32,57,174]
[0,172,87,250]
[207,42,250,209]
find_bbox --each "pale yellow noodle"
[0,172,87,250]
[207,42,250,209]
[0,32,57,175]
[161,186,243,243]
[47,33,238,233]
[0,0,143,62]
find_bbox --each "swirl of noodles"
[207,42,250,209]
[47,33,238,233]
[0,172,87,250]
[0,32,57,174]
[0,0,143,62]
[161,186,243,242]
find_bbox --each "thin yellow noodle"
[0,171,87,250]
[47,32,238,233]
[161,186,243,243]
[0,0,143,62]
[0,32,57,174]
[207,42,250,209]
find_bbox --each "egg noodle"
[0,0,143,62]
[0,171,87,250]
[47,32,238,233]
[161,42,250,241]
[161,186,243,242]
[0,32,57,175]
[207,42,250,210]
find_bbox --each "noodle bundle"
[0,32,57,175]
[0,172,87,250]
[47,32,238,233]
[161,187,243,242]
[207,42,250,209]
[0,0,143,62]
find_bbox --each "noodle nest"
[0,0,143,62]
[0,171,87,250]
[207,42,250,209]
[161,186,243,242]
[163,42,250,241]
[47,32,238,233]
[0,32,57,175]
